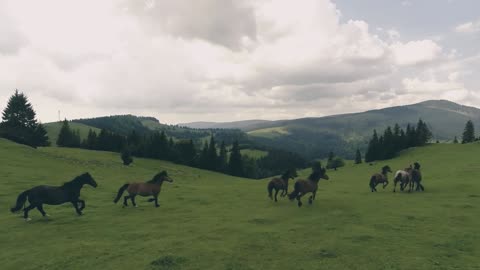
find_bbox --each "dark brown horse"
[267,168,297,202]
[406,162,424,192]
[113,171,173,208]
[369,165,392,192]
[288,167,329,207]
[10,173,97,221]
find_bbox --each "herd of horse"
[9,162,424,221]
[369,162,424,193]
[268,162,425,207]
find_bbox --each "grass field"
[240,149,268,159]
[0,138,479,269]
[247,126,290,138]
[44,122,100,145]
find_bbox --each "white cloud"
[390,40,442,66]
[0,0,472,123]
[455,20,480,33]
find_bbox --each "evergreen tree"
[0,90,49,146]
[57,120,74,147]
[218,141,228,172]
[228,140,243,176]
[355,149,362,164]
[206,136,218,170]
[85,129,98,149]
[462,120,475,144]
[365,130,379,162]
[176,139,197,166]
[453,136,459,144]
[415,119,432,146]
[199,141,209,169]
[121,148,133,166]
[327,157,345,170]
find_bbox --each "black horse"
[10,172,98,221]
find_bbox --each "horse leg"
[37,204,48,217]
[130,195,137,207]
[313,190,317,200]
[383,180,389,189]
[296,194,303,207]
[274,189,279,202]
[78,200,85,211]
[308,195,313,205]
[71,201,82,215]
[23,204,36,221]
[393,180,397,192]
[373,183,378,192]
[123,195,130,207]
[154,194,160,207]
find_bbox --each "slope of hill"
[186,100,480,159]
[180,119,273,130]
[44,122,100,145]
[1,138,478,269]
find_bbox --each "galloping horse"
[267,168,297,202]
[288,167,329,207]
[114,171,173,208]
[369,165,392,192]
[393,169,410,192]
[10,173,98,221]
[407,162,424,192]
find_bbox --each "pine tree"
[121,148,133,166]
[416,119,432,146]
[206,136,218,170]
[355,149,362,164]
[365,130,379,162]
[57,120,72,147]
[462,120,475,144]
[218,141,228,172]
[228,140,243,176]
[0,90,49,147]
[453,136,459,144]
[327,151,334,162]
[199,141,209,169]
[85,129,98,149]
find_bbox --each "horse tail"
[369,176,376,188]
[267,181,274,199]
[288,181,300,201]
[10,190,29,213]
[113,184,129,203]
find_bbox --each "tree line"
[365,119,432,162]
[56,119,307,179]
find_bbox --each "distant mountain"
[180,100,480,159]
[180,120,272,130]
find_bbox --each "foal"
[393,169,410,192]
[267,168,297,202]
[288,167,329,207]
[406,162,424,192]
[369,165,392,192]
[113,171,173,208]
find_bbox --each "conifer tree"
[355,149,362,164]
[218,141,228,172]
[228,140,243,176]
[0,90,49,146]
[462,120,475,144]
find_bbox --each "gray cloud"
[125,0,257,50]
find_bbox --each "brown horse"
[288,167,329,207]
[267,169,298,202]
[369,165,392,192]
[113,171,173,208]
[406,162,424,192]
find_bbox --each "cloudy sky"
[1,0,479,124]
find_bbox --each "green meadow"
[0,138,479,269]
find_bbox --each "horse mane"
[147,171,168,184]
[281,169,293,180]
[61,173,89,189]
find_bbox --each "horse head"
[382,165,392,174]
[80,172,98,188]
[153,171,174,183]
[413,162,421,170]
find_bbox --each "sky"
[0,0,479,124]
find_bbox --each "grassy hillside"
[44,122,100,145]
[184,100,480,159]
[0,139,479,269]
